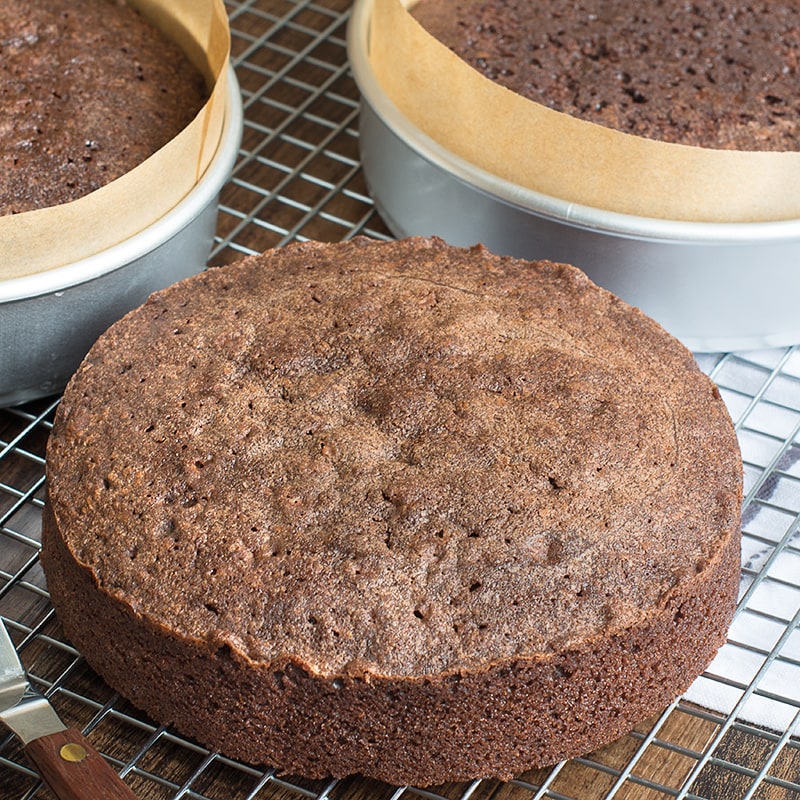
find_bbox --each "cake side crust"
[41,494,739,785]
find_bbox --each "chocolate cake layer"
[42,237,742,785]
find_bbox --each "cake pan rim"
[0,64,243,305]
[347,0,800,245]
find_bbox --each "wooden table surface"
[1,0,799,797]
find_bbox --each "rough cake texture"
[410,0,800,150]
[42,237,742,785]
[0,0,207,215]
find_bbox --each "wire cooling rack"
[2,0,800,797]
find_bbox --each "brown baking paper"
[370,0,800,223]
[1,0,230,280]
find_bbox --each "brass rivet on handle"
[59,743,88,762]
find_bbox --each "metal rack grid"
[1,0,799,797]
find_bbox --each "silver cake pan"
[0,65,243,408]
[347,0,800,353]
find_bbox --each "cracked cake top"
[45,236,742,678]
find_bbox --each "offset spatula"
[0,621,138,800]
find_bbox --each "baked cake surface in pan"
[0,0,207,215]
[411,0,800,150]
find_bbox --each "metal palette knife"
[0,621,138,799]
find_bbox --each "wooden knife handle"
[24,727,139,800]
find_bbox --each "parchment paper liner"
[1,0,231,281]
[369,0,800,224]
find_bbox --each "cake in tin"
[410,0,800,150]
[42,236,742,785]
[0,0,207,215]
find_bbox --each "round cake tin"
[347,0,800,353]
[0,65,243,409]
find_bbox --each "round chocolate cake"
[42,237,742,785]
[411,0,800,150]
[0,0,207,215]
